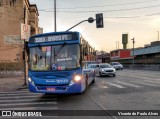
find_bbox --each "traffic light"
[96,13,104,28]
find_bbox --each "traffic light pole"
[66,20,88,32]
[23,6,27,86]
[66,13,103,31]
[66,17,95,32]
[23,40,27,86]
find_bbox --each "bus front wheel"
[82,77,88,94]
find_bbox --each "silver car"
[110,62,123,70]
[96,63,116,77]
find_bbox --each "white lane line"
[144,80,160,84]
[98,84,108,89]
[0,107,58,110]
[118,74,160,81]
[117,72,160,79]
[107,82,126,88]
[0,93,41,96]
[0,95,40,99]
[0,98,57,103]
[0,102,57,106]
[0,90,30,94]
[130,81,159,87]
[116,81,142,88]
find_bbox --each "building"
[110,49,132,61]
[0,0,40,62]
[97,51,110,63]
[131,41,160,64]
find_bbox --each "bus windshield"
[29,44,80,71]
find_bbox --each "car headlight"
[101,69,104,72]
[73,75,82,82]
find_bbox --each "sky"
[29,0,160,52]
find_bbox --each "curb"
[17,85,28,90]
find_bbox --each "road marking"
[0,107,58,110]
[0,93,40,96]
[116,81,141,88]
[107,82,126,88]
[98,84,108,89]
[0,102,57,106]
[0,90,30,94]
[117,71,160,79]
[130,81,159,87]
[0,95,40,99]
[89,95,118,119]
[144,79,160,83]
[0,98,57,103]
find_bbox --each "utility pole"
[157,31,159,41]
[54,0,57,32]
[23,6,27,86]
[131,38,135,67]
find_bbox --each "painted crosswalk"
[95,79,160,90]
[94,69,160,90]
[0,89,58,110]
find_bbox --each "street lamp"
[131,38,135,66]
[157,31,159,41]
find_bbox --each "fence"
[0,61,24,77]
[124,64,160,71]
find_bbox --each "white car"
[96,63,116,77]
[110,62,123,70]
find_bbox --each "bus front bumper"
[28,81,85,94]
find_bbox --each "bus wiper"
[37,44,41,49]
[54,42,66,56]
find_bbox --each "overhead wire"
[104,12,160,18]
[39,0,159,10]
[39,4,160,13]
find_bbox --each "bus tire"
[82,76,88,94]
[92,78,95,83]
[92,72,95,83]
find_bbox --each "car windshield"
[112,62,120,65]
[29,44,80,71]
[100,64,112,68]
[88,64,97,68]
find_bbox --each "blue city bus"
[28,31,96,94]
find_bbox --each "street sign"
[21,23,30,41]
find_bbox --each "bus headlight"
[28,77,31,82]
[74,75,82,82]
[28,77,34,85]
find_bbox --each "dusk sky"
[30,0,160,52]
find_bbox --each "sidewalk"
[0,76,28,92]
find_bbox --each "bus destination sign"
[30,34,76,43]
[35,34,71,43]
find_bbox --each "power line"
[39,4,160,13]
[39,0,159,10]
[104,12,160,18]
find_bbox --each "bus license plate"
[47,88,55,91]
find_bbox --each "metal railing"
[0,61,24,77]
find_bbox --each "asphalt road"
[0,69,160,119]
